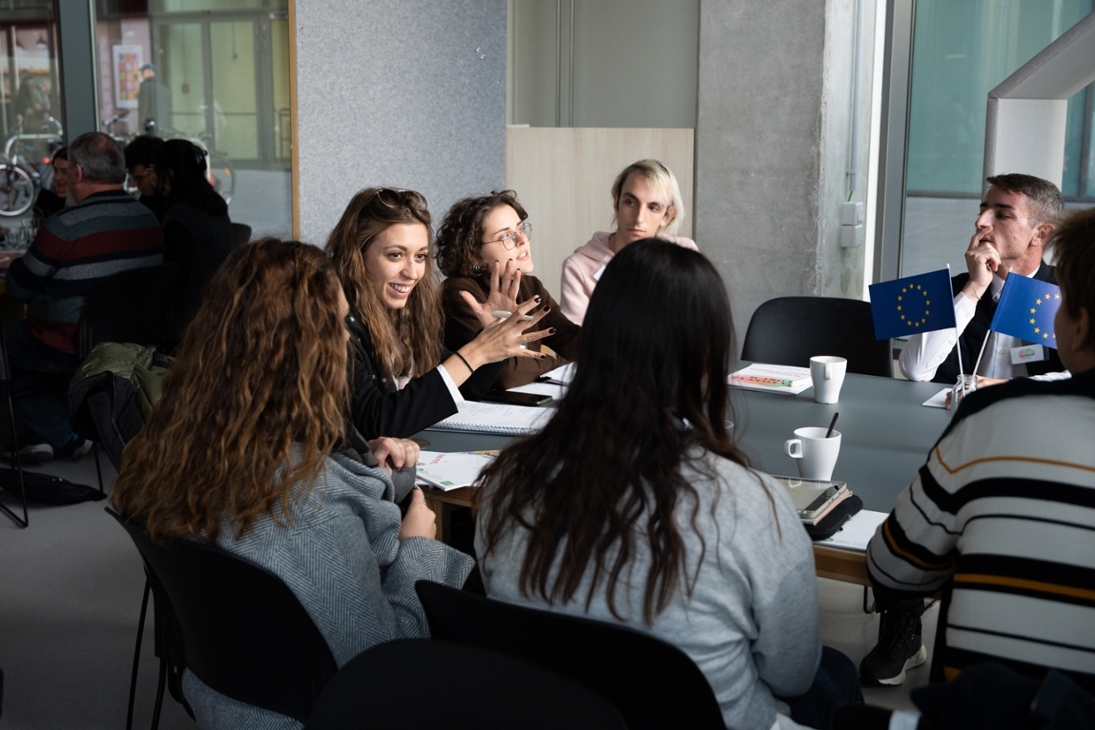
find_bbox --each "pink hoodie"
[559,231,698,325]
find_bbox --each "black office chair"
[415,580,725,730]
[740,296,893,377]
[305,638,627,730]
[230,222,252,248]
[107,508,338,730]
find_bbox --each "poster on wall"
[112,44,143,110]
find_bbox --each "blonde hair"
[611,159,685,237]
[111,239,350,542]
[326,187,443,379]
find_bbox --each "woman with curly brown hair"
[112,239,474,730]
[435,190,581,389]
[327,188,551,439]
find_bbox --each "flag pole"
[948,264,965,380]
[970,330,990,379]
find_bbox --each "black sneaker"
[859,609,928,686]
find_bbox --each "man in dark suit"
[898,174,1065,385]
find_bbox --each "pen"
[492,310,534,321]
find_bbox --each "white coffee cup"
[783,427,842,480]
[810,356,847,405]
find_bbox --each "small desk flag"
[869,268,956,341]
[989,275,1061,350]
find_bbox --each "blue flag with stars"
[868,268,956,341]
[989,275,1061,350]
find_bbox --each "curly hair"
[479,241,770,624]
[435,190,528,277]
[111,239,350,543]
[325,188,443,380]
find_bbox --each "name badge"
[593,264,607,282]
[1010,344,1046,364]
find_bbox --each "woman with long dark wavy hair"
[155,138,234,334]
[476,241,861,730]
[435,190,581,389]
[327,187,551,439]
[112,239,474,729]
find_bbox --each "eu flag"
[989,275,1061,349]
[869,268,956,341]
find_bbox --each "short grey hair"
[69,132,126,184]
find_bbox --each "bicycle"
[0,116,63,217]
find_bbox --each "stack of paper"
[729,364,813,395]
[416,451,494,491]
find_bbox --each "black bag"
[0,468,104,505]
[803,494,863,541]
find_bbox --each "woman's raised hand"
[461,259,522,329]
[460,295,554,368]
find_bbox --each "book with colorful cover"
[729,364,813,395]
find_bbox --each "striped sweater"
[866,368,1095,691]
[5,189,164,353]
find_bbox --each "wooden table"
[418,368,953,586]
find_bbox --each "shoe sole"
[867,645,928,686]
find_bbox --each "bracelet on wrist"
[454,351,475,374]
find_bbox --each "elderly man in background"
[4,131,164,463]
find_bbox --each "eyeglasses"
[483,221,531,250]
[371,187,428,211]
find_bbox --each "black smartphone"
[480,390,553,407]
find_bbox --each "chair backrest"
[305,638,628,730]
[740,296,893,377]
[230,222,252,247]
[415,580,725,730]
[78,264,181,359]
[107,509,338,722]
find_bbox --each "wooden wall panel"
[505,127,694,299]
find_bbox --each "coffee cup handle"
[784,439,803,459]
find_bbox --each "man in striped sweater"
[4,131,163,463]
[862,206,1095,691]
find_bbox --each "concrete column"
[695,0,875,339]
[293,0,507,244]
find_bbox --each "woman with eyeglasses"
[327,187,551,440]
[435,191,580,389]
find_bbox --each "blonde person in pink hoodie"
[559,159,697,325]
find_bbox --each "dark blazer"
[347,306,502,440]
[934,262,1064,384]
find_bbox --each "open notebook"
[428,400,555,436]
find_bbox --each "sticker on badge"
[1011,344,1046,364]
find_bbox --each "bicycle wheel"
[0,165,35,217]
[209,156,234,205]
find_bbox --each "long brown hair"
[479,241,770,624]
[326,187,442,379]
[111,239,349,542]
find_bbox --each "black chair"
[77,264,181,359]
[415,580,725,730]
[740,296,893,377]
[107,508,338,729]
[305,638,628,730]
[230,222,252,247]
[0,321,28,527]
[75,264,180,490]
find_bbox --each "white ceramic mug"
[783,427,842,480]
[810,356,848,405]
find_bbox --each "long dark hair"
[479,240,761,623]
[155,139,228,217]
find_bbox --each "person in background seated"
[327,187,550,440]
[435,190,580,389]
[155,139,233,338]
[123,135,168,221]
[862,207,1095,691]
[4,131,163,463]
[476,240,862,730]
[32,146,67,221]
[560,159,696,325]
[899,173,1065,385]
[110,239,474,730]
